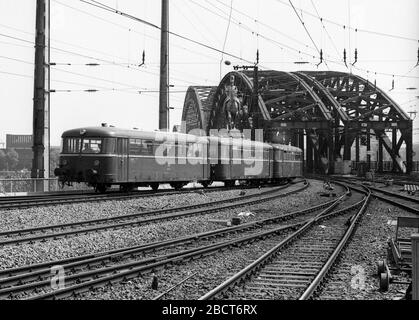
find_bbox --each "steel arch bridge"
[181,70,414,175]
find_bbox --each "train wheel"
[379,272,389,291]
[120,184,134,193]
[225,180,236,188]
[96,184,107,194]
[170,182,183,191]
[377,260,386,276]
[150,183,159,192]
[200,181,210,188]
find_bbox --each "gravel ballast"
[316,199,417,300]
[0,188,269,232]
[0,181,331,270]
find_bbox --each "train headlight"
[93,160,100,166]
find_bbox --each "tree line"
[0,149,19,170]
[0,147,60,173]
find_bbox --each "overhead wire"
[219,0,234,79]
[275,0,419,43]
[310,0,340,58]
[79,0,254,65]
[288,0,329,69]
[53,0,221,63]
[188,0,310,63]
[0,30,213,87]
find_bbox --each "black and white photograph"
[0,0,418,315]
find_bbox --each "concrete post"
[412,233,419,300]
[159,0,169,131]
[32,0,50,192]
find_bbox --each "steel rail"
[371,193,419,215]
[0,183,285,209]
[198,183,367,300]
[333,177,419,215]
[0,195,340,287]
[299,185,371,299]
[368,186,419,205]
[0,182,310,246]
[23,224,305,300]
[0,183,298,237]
[0,186,346,299]
[25,200,354,300]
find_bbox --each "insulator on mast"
[390,75,395,91]
[343,49,347,67]
[352,48,358,66]
[139,50,145,67]
[316,49,323,67]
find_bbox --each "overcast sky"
[0,0,418,146]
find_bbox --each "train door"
[117,138,128,181]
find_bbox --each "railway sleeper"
[257,277,314,284]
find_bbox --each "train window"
[81,139,102,154]
[162,144,176,157]
[208,142,218,164]
[129,139,142,155]
[187,143,202,158]
[242,148,251,158]
[142,140,154,155]
[176,143,187,158]
[102,138,116,154]
[232,146,242,161]
[129,139,153,155]
[219,143,229,161]
[62,138,81,153]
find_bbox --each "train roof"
[61,127,300,152]
[62,127,207,143]
[271,144,302,153]
[207,136,272,149]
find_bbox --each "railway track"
[373,173,419,187]
[367,186,419,214]
[333,177,419,215]
[0,181,310,247]
[0,182,347,299]
[0,183,281,210]
[198,182,370,300]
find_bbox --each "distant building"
[5,134,33,169]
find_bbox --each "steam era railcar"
[54,126,210,192]
[272,144,303,179]
[208,136,273,187]
[54,125,303,192]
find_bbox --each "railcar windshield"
[62,138,82,154]
[62,137,115,154]
[81,139,102,154]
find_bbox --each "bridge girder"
[181,70,413,175]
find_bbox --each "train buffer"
[377,217,419,295]
[403,184,419,196]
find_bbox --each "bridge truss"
[181,70,413,174]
